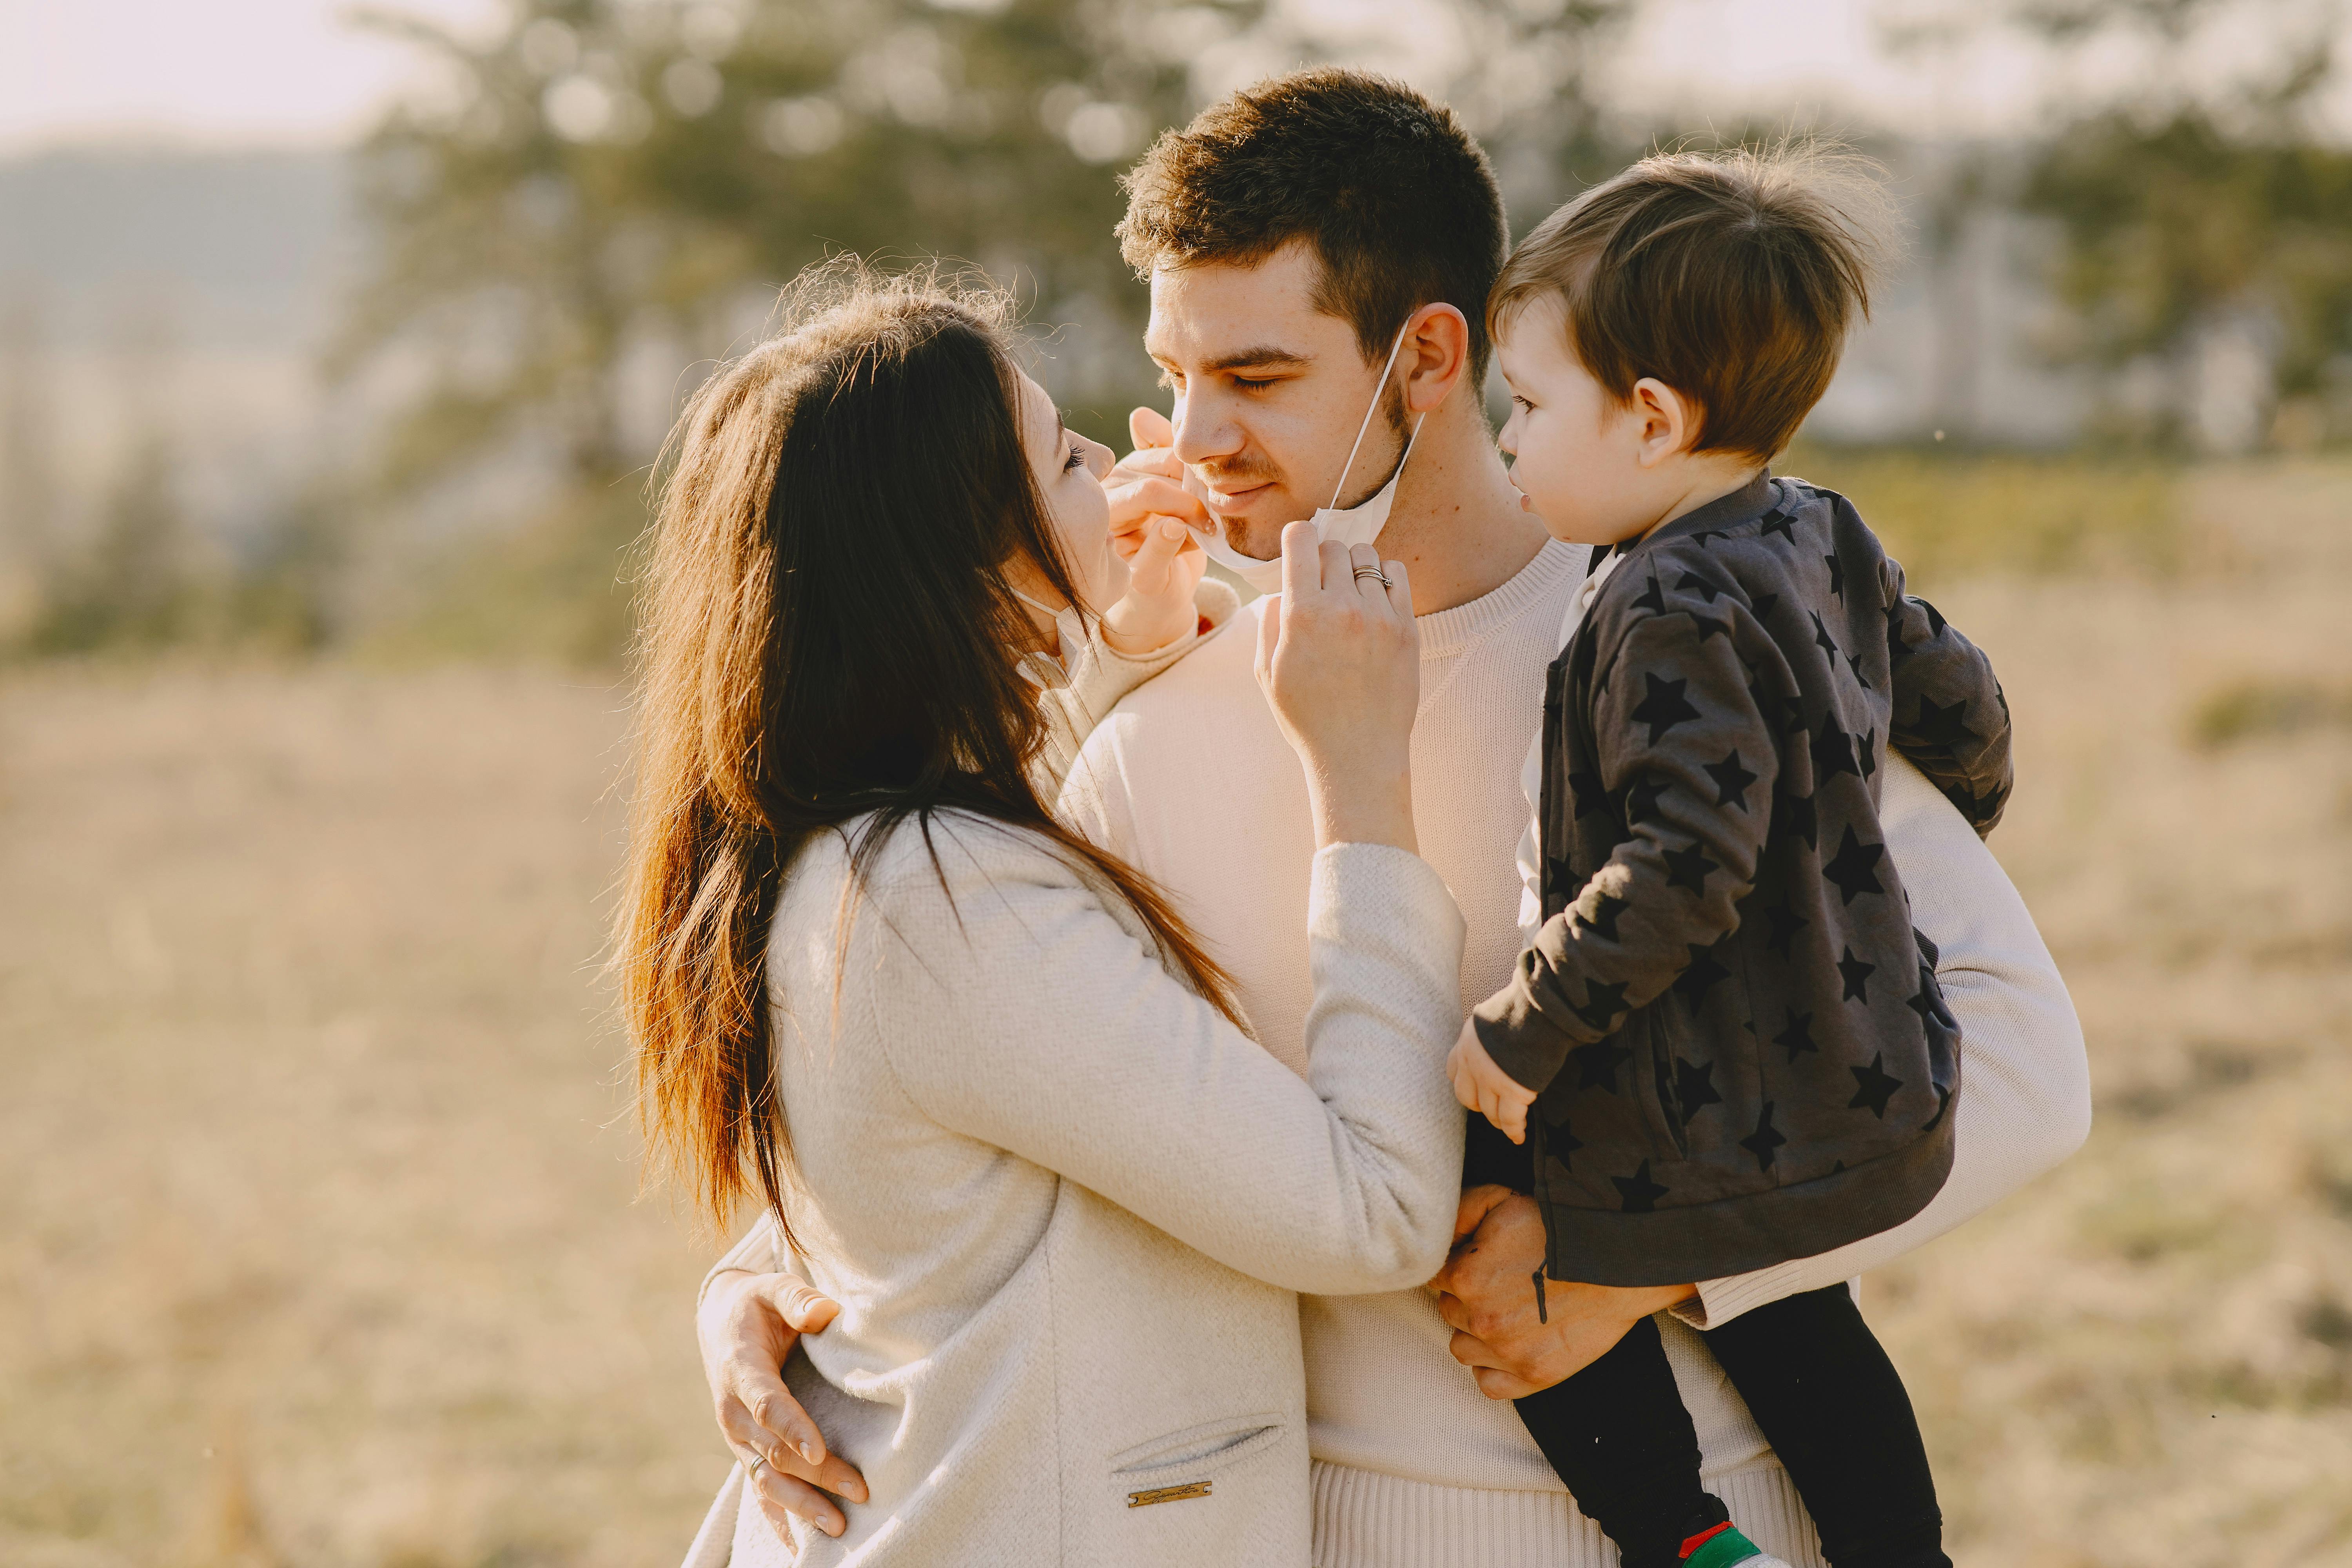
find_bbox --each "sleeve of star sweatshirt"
[1470,603,1780,1093]
[1882,555,2013,837]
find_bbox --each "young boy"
[1443,147,2014,1568]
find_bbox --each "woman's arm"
[1670,753,2089,1326]
[855,818,1467,1296]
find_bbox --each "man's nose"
[1170,387,1242,466]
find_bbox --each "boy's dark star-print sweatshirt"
[1469,471,2013,1287]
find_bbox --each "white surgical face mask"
[1192,321,1426,593]
[1009,587,1091,688]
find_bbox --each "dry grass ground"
[3,458,2348,1568]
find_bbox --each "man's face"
[1145,241,1405,563]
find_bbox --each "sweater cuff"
[1307,841,1467,983]
[1469,973,1576,1094]
[1672,1259,1832,1330]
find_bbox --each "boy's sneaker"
[1681,1523,1793,1568]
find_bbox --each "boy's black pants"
[1461,1116,1951,1568]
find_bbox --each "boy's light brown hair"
[1117,68,1508,378]
[1490,143,1895,463]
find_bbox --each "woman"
[617,264,1466,1566]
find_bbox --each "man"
[688,69,2088,1566]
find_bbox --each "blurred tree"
[1891,0,2352,448]
[338,0,1263,499]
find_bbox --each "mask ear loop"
[1327,321,1427,510]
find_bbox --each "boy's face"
[1494,296,1674,549]
[1144,241,1414,564]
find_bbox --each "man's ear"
[1400,303,1472,414]
[1629,377,1697,466]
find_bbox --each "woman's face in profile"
[1014,370,1118,615]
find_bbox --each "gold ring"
[746,1450,770,1480]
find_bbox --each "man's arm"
[1435,754,2088,1385]
[1671,753,2086,1326]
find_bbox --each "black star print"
[1613,1160,1670,1212]
[1630,673,1701,744]
[1837,947,1877,1004]
[1848,1052,1904,1118]
[1633,573,1668,614]
[1759,509,1798,544]
[1810,717,1860,780]
[1544,1111,1584,1170]
[1677,940,1730,996]
[1822,827,1887,904]
[1773,1008,1817,1062]
[1753,593,1780,621]
[1575,891,1629,942]
[1810,611,1840,661]
[1690,530,1726,549]
[1909,695,1976,749]
[1663,841,1719,894]
[1543,855,1577,900]
[1740,1102,1788,1171]
[1624,775,1669,822]
[1569,770,1612,817]
[1824,553,1845,601]
[1858,725,1878,780]
[1995,681,2009,720]
[1677,570,1724,603]
[1572,981,1632,1034]
[1885,601,1915,668]
[1571,1038,1631,1091]
[1846,651,1871,689]
[1918,598,1948,638]
[1691,613,1732,644]
[1703,749,1758,809]
[1780,695,1808,733]
[1674,1057,1722,1124]
[1772,789,1818,849]
[1764,900,1809,957]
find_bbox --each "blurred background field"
[3,0,2350,1564]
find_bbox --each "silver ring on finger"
[1352,564,1392,588]
[746,1450,770,1481]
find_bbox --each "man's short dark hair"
[1490,144,1894,463]
[1118,68,1508,378]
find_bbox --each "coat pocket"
[1634,1002,1693,1162]
[1105,1413,1287,1506]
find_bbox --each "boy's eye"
[1231,376,1275,392]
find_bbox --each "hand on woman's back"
[1254,525,1421,853]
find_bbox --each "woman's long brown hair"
[617,261,1238,1240]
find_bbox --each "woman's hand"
[699,1269,869,1541]
[1253,523,1419,853]
[1100,407,1209,655]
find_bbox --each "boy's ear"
[1399,303,1472,414]
[1630,377,1697,465]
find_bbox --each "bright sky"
[2,0,2343,153]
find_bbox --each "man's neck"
[1373,399,1550,617]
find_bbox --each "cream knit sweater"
[1058,541,2090,1567]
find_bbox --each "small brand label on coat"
[1126,1481,1212,1508]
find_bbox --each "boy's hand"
[1100,406,1208,655]
[1447,1017,1537,1143]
